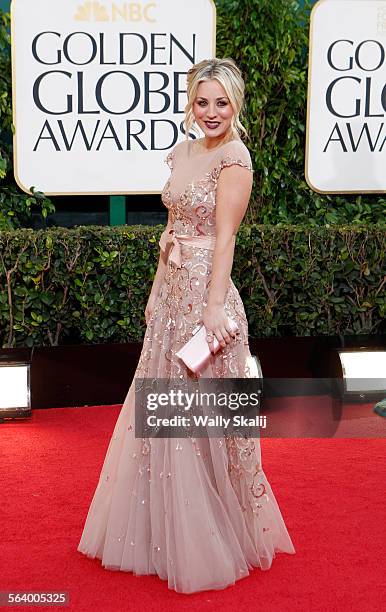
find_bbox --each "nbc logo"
[74,1,156,22]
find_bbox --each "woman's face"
[192,79,234,140]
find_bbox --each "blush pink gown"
[77,137,296,593]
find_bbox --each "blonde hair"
[184,58,249,143]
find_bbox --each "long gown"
[77,137,296,593]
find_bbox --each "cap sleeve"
[164,140,189,172]
[211,140,253,181]
[164,148,174,171]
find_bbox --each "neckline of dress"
[189,137,240,156]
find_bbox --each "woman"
[77,58,295,593]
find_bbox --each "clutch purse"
[175,318,239,374]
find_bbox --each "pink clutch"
[176,318,239,374]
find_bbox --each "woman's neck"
[200,130,235,151]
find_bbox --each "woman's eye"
[197,100,227,107]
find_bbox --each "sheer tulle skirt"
[77,249,295,594]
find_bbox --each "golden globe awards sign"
[11,0,215,195]
[306,0,386,193]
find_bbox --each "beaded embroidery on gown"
[77,138,295,593]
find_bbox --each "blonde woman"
[77,58,295,593]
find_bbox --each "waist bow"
[159,228,216,268]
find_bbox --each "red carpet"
[1,404,385,612]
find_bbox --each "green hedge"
[0,224,384,347]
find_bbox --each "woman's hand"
[202,303,237,353]
[145,293,157,325]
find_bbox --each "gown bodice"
[161,138,254,237]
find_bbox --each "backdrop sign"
[11,0,215,195]
[306,0,386,193]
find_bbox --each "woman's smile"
[204,121,221,130]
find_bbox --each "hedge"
[0,224,384,347]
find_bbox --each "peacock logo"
[74,1,156,22]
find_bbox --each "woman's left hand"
[202,303,237,353]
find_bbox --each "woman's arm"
[203,164,253,348]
